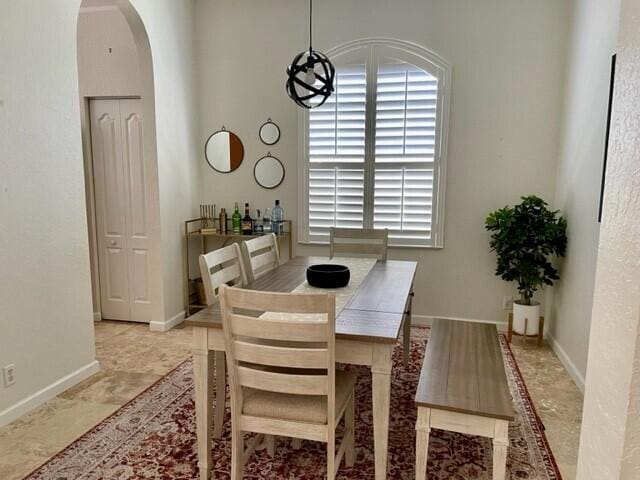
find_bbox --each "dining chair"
[218,285,356,479]
[198,243,248,305]
[242,233,280,282]
[329,227,388,261]
[197,243,248,439]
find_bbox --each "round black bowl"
[306,264,350,289]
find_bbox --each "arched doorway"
[77,0,164,327]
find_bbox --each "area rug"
[24,328,562,479]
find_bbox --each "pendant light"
[285,0,335,109]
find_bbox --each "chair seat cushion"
[242,369,357,424]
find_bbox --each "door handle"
[109,240,117,246]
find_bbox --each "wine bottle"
[242,203,253,235]
[232,202,241,234]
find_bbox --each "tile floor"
[0,321,583,480]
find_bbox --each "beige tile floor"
[0,321,583,480]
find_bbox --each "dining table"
[184,255,417,480]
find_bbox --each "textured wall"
[195,0,571,323]
[546,0,620,389]
[577,0,640,476]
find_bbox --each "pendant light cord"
[309,0,313,52]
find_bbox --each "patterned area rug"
[25,328,562,479]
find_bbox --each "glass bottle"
[231,202,241,234]
[271,200,284,235]
[242,203,253,235]
[263,207,272,233]
[254,209,263,234]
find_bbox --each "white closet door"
[120,99,151,322]
[90,98,150,322]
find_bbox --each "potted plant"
[485,196,567,335]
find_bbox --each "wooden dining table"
[185,256,417,480]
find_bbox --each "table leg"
[492,420,509,480]
[372,343,393,480]
[403,292,413,367]
[193,327,213,480]
[214,351,226,438]
[415,407,431,480]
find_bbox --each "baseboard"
[412,314,508,333]
[546,333,586,393]
[0,360,100,428]
[93,312,102,321]
[149,311,185,332]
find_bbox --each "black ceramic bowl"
[306,264,350,289]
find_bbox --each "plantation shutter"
[374,62,438,245]
[307,64,366,240]
[302,43,448,247]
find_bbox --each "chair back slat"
[224,286,330,313]
[199,244,247,305]
[243,233,280,281]
[329,227,388,261]
[233,339,329,368]
[228,313,329,342]
[238,366,329,395]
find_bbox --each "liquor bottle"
[254,209,263,234]
[218,208,227,234]
[262,207,272,233]
[232,202,241,234]
[242,203,253,235]
[271,200,284,235]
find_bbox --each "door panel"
[90,98,151,323]
[121,99,152,321]
[90,99,130,321]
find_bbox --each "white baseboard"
[0,360,100,428]
[93,312,102,321]
[412,314,508,333]
[149,311,185,332]
[546,333,586,393]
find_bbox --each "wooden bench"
[415,319,515,480]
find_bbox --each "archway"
[77,0,164,327]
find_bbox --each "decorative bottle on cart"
[232,202,241,234]
[242,203,253,235]
[271,200,284,235]
[263,207,272,233]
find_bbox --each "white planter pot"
[512,301,541,336]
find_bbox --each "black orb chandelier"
[286,0,335,109]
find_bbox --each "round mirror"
[254,155,285,189]
[259,119,280,145]
[205,129,244,173]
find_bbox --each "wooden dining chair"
[242,233,280,282]
[197,244,248,439]
[329,227,388,261]
[198,243,248,305]
[218,285,356,480]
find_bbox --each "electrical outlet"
[502,296,513,310]
[3,364,15,387]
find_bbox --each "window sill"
[297,240,444,250]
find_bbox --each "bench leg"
[415,407,431,480]
[492,420,509,480]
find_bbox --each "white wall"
[546,0,621,390]
[130,0,201,327]
[0,0,98,424]
[577,0,640,475]
[195,0,571,323]
[77,6,141,97]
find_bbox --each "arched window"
[299,39,451,247]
